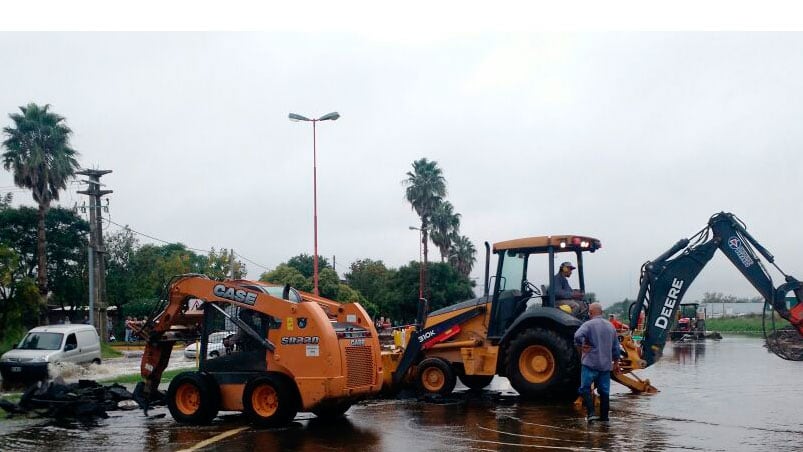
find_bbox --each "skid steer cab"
[382,235,652,400]
[134,275,383,427]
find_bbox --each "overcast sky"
[1,32,802,306]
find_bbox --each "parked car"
[183,331,236,359]
[0,324,102,386]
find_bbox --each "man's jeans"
[579,365,611,396]
[579,365,611,418]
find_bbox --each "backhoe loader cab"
[384,235,606,401]
[488,235,602,338]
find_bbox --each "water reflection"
[1,337,801,451]
[669,341,706,364]
[165,413,382,452]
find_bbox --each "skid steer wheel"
[458,374,494,391]
[243,375,298,427]
[167,371,220,425]
[417,357,457,396]
[507,328,577,401]
[312,399,353,418]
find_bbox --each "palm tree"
[449,234,477,277]
[403,158,446,295]
[2,103,80,298]
[430,201,461,262]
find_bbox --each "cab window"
[65,333,78,350]
[498,251,526,292]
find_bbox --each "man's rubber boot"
[583,393,597,422]
[599,393,610,422]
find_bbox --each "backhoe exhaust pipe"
[483,241,491,298]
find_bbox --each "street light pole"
[409,226,429,300]
[289,111,340,296]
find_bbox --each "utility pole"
[78,169,112,342]
[230,249,235,280]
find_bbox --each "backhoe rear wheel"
[417,357,457,396]
[167,371,220,425]
[506,328,577,401]
[243,375,298,427]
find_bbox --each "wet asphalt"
[0,336,801,451]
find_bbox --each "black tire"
[243,375,298,427]
[417,357,457,396]
[458,374,494,391]
[92,358,102,365]
[167,371,220,425]
[506,328,578,401]
[311,399,352,418]
[209,350,219,358]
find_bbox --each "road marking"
[177,426,249,452]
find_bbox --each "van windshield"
[18,332,64,350]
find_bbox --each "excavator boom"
[630,212,803,366]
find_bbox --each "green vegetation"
[100,366,194,385]
[0,152,478,344]
[101,342,123,359]
[0,393,21,418]
[403,158,476,277]
[705,314,767,336]
[3,103,81,300]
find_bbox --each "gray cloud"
[1,32,801,305]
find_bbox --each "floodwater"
[45,350,195,383]
[0,336,800,451]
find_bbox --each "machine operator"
[555,261,585,315]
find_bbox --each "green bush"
[705,314,767,336]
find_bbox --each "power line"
[105,219,272,271]
[105,219,209,254]
[233,251,271,271]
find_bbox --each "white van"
[0,324,102,385]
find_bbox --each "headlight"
[32,356,48,362]
[0,356,10,363]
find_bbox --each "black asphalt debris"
[0,377,164,419]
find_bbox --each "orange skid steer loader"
[133,275,383,427]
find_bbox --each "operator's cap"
[561,261,576,269]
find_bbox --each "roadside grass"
[706,314,769,336]
[101,342,123,359]
[99,367,194,385]
[0,393,22,418]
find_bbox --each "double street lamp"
[289,111,340,296]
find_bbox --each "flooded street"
[0,336,800,451]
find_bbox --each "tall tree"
[448,234,477,277]
[2,103,80,297]
[430,201,461,262]
[0,206,88,317]
[201,248,247,281]
[286,253,331,279]
[345,259,390,309]
[403,158,446,294]
[260,264,311,292]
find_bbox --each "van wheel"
[506,328,577,401]
[417,358,456,396]
[312,400,352,418]
[458,374,494,391]
[92,358,102,365]
[243,375,298,427]
[167,372,220,425]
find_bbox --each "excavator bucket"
[612,334,659,394]
[612,370,659,394]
